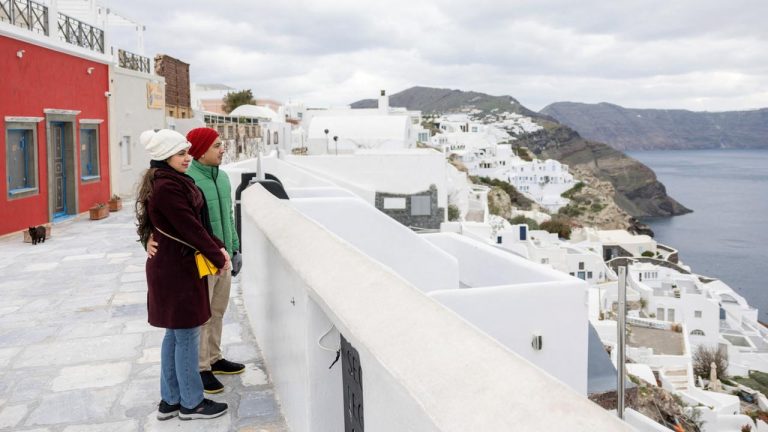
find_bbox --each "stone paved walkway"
[0,205,288,431]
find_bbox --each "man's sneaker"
[200,371,224,394]
[211,358,246,375]
[157,400,180,421]
[179,398,228,420]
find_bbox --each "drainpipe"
[617,266,627,419]
[48,0,59,43]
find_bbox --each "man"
[185,127,244,393]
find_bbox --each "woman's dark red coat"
[146,167,226,329]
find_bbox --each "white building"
[306,115,412,153]
[433,114,575,212]
[628,262,720,350]
[487,224,614,285]
[300,90,429,154]
[107,54,166,197]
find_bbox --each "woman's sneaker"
[157,400,181,420]
[179,398,228,420]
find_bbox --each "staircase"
[663,367,690,392]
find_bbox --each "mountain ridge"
[540,101,768,151]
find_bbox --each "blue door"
[52,122,68,219]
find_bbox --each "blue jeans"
[160,327,204,409]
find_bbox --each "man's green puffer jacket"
[187,159,240,256]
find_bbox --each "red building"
[1,4,110,235]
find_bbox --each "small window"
[569,272,575,276]
[587,271,593,279]
[690,329,705,336]
[578,262,585,270]
[273,131,279,145]
[541,258,549,264]
[694,310,702,318]
[80,127,99,180]
[120,135,131,168]
[6,127,38,197]
[577,271,586,280]
[410,195,431,216]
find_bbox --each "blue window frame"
[80,127,99,180]
[6,127,38,197]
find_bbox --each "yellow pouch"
[195,251,218,278]
[155,227,219,279]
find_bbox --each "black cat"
[29,225,46,245]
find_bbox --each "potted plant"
[89,203,109,220]
[108,194,122,212]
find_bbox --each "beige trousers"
[199,269,232,371]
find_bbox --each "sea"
[628,149,768,321]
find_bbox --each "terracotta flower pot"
[108,199,122,212]
[89,206,109,220]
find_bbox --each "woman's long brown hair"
[135,168,157,248]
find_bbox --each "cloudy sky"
[107,0,768,112]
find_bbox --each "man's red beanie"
[187,127,219,159]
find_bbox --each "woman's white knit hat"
[141,129,191,161]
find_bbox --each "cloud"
[106,0,768,111]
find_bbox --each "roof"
[196,83,235,91]
[597,230,654,245]
[229,104,281,122]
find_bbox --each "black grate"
[341,334,363,432]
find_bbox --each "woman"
[135,129,231,421]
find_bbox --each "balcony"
[117,48,150,73]
[1,0,105,53]
[57,12,103,53]
[0,0,48,35]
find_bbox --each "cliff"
[514,122,691,217]
[540,102,768,151]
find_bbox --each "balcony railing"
[117,48,150,73]
[2,1,107,54]
[0,0,49,35]
[58,12,104,53]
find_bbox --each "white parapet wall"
[422,233,589,394]
[239,185,631,432]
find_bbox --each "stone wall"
[375,184,444,230]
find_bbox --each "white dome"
[229,104,281,122]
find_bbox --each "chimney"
[378,89,389,114]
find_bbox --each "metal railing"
[57,12,103,53]
[117,48,150,73]
[0,0,48,35]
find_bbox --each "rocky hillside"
[353,87,691,218]
[540,102,768,151]
[352,86,539,117]
[515,121,690,217]
[559,170,632,230]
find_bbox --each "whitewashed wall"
[108,66,166,196]
[290,197,458,293]
[239,184,632,432]
[423,233,589,394]
[284,150,448,208]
